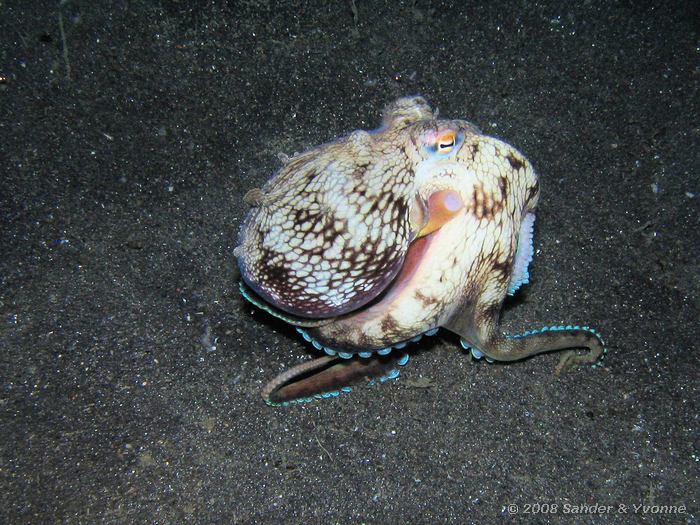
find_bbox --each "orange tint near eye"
[437,130,456,153]
[417,190,464,238]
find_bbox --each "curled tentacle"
[450,319,605,373]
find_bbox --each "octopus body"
[236,97,604,405]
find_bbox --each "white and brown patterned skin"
[307,131,540,352]
[237,97,441,318]
[237,97,604,404]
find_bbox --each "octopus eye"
[436,130,456,153]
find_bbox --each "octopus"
[235,96,605,406]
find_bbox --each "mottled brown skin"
[237,98,442,318]
[236,97,605,406]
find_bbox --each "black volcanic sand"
[1,2,697,523]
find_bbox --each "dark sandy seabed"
[1,1,698,523]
